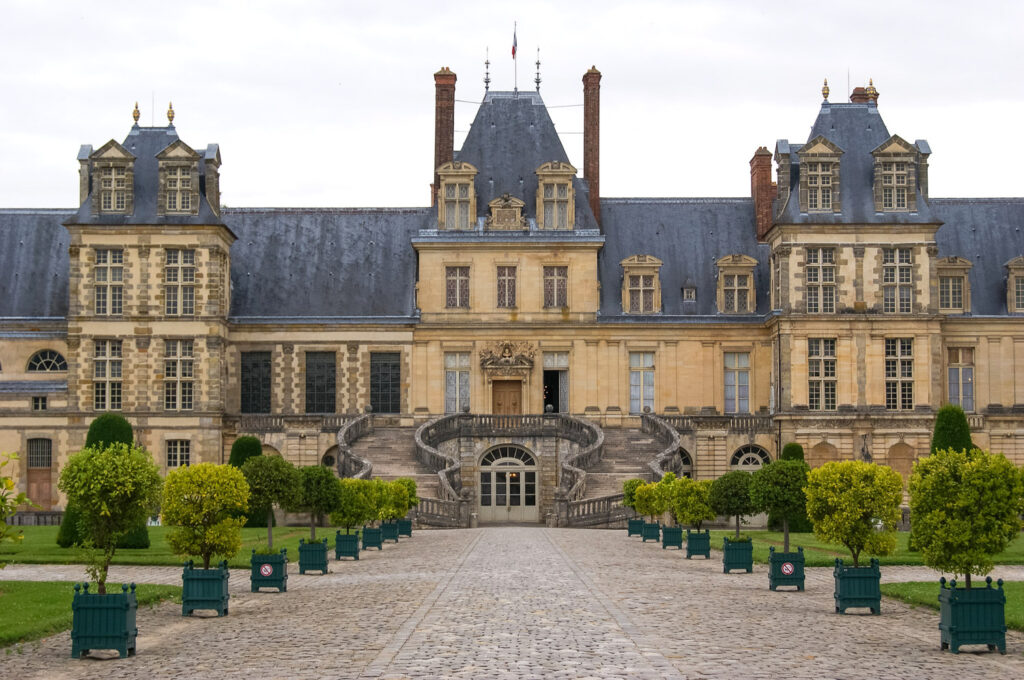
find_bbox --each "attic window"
[535,161,577,229]
[936,257,972,314]
[436,161,478,230]
[682,287,696,301]
[797,136,842,214]
[716,255,757,314]
[99,166,130,213]
[1006,257,1024,314]
[806,162,835,210]
[871,136,919,212]
[166,167,193,212]
[620,255,663,314]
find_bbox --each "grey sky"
[1,0,1021,208]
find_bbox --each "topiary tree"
[622,478,645,514]
[330,478,375,534]
[381,481,412,522]
[84,413,134,448]
[909,448,1024,588]
[241,455,301,549]
[1,452,35,566]
[363,479,389,525]
[633,482,667,523]
[670,477,715,531]
[930,404,974,455]
[228,436,262,468]
[57,442,162,593]
[393,477,419,510]
[162,463,250,569]
[780,442,805,461]
[750,459,810,552]
[709,470,756,539]
[804,460,903,567]
[289,465,344,542]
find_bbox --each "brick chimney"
[583,66,601,227]
[432,67,456,206]
[750,147,775,241]
[849,86,869,103]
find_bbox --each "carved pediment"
[936,256,973,271]
[156,139,200,160]
[91,139,136,161]
[480,341,536,376]
[871,134,917,156]
[620,254,663,268]
[485,193,527,230]
[536,160,577,175]
[1004,256,1024,270]
[716,254,758,268]
[799,135,844,157]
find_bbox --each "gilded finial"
[167,101,175,124]
[822,78,830,101]
[132,102,140,124]
[865,78,878,101]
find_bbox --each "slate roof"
[0,209,72,317]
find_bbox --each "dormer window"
[100,166,129,212]
[1007,257,1024,313]
[436,161,478,230]
[881,162,908,209]
[88,140,135,216]
[872,135,919,212]
[716,255,758,314]
[806,162,833,210]
[797,136,842,214]
[156,140,201,216]
[166,166,193,212]
[535,161,576,229]
[936,257,972,314]
[620,255,663,314]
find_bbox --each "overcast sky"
[1,0,1022,209]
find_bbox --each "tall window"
[99,166,128,212]
[543,266,567,308]
[938,275,964,311]
[885,338,914,410]
[628,275,655,313]
[93,339,122,410]
[166,440,190,468]
[27,350,67,372]
[629,352,655,414]
[497,266,517,308]
[164,340,194,410]
[807,162,833,210]
[370,352,401,414]
[444,352,470,413]
[444,182,472,229]
[805,248,836,313]
[722,274,749,313]
[1015,277,1024,312]
[240,351,272,414]
[445,266,469,309]
[94,249,124,316]
[305,351,336,414]
[542,183,570,228]
[165,249,196,316]
[881,162,908,210]
[882,248,913,313]
[166,167,192,212]
[947,347,974,412]
[724,352,750,413]
[807,338,837,410]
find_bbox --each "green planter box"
[662,525,683,550]
[298,538,329,574]
[627,518,644,537]
[335,531,360,560]
[381,521,400,543]
[722,538,753,573]
[397,518,413,537]
[769,547,805,591]
[641,522,661,543]
[362,526,383,551]
[182,561,230,617]
[71,582,138,659]
[939,576,1007,654]
[685,529,710,559]
[250,549,288,592]
[833,558,881,614]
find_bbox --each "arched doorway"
[807,441,838,469]
[478,445,539,523]
[886,442,916,486]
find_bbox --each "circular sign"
[259,563,274,577]
[781,562,795,576]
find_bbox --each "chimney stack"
[750,147,775,241]
[849,86,869,104]
[583,66,601,227]
[432,67,457,206]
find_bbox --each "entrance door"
[478,445,539,523]
[542,370,568,413]
[492,380,522,414]
[26,438,52,510]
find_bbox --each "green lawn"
[880,581,1024,632]
[0,581,181,648]
[0,526,355,569]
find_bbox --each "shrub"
[84,413,133,449]
[670,477,715,531]
[909,447,1024,588]
[330,478,375,534]
[163,463,249,569]
[780,443,805,461]
[381,481,412,522]
[709,470,756,539]
[750,459,810,552]
[228,436,262,468]
[633,482,667,523]
[58,503,149,549]
[289,465,343,541]
[930,404,974,455]
[394,477,419,507]
[118,518,151,549]
[622,478,645,511]
[805,460,903,567]
[241,455,300,549]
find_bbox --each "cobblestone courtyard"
[3,527,1023,679]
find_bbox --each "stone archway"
[477,444,539,524]
[886,442,916,485]
[807,441,838,469]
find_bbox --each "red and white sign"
[259,563,274,577]
[781,562,795,576]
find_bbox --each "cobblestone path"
[2,528,1022,679]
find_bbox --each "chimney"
[432,67,457,206]
[583,66,601,227]
[849,86,869,104]
[750,147,775,241]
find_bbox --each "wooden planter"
[335,531,360,560]
[381,521,400,543]
[939,576,1007,654]
[769,546,805,591]
[685,529,710,559]
[250,549,288,592]
[627,518,644,537]
[833,558,881,614]
[362,526,384,551]
[397,518,413,537]
[182,561,230,617]
[661,525,683,550]
[71,582,138,658]
[298,538,329,574]
[641,522,661,543]
[722,537,753,573]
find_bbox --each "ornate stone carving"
[479,341,536,377]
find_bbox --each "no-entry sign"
[260,563,274,577]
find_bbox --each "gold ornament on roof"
[167,102,175,124]
[132,102,140,123]
[865,78,878,100]
[822,78,830,101]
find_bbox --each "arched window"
[678,448,693,478]
[27,350,67,372]
[731,445,771,471]
[480,445,536,467]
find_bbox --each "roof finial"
[535,47,541,92]
[132,102,140,124]
[167,101,175,124]
[865,78,879,103]
[484,47,490,92]
[822,78,830,101]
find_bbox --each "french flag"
[512,27,517,59]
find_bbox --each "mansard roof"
[0,209,71,317]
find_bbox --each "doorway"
[478,445,539,523]
[542,370,568,413]
[492,380,522,414]
[26,438,52,510]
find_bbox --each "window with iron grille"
[724,352,750,413]
[445,266,469,308]
[27,438,52,468]
[305,351,336,414]
[99,166,128,212]
[240,351,272,414]
[947,347,974,412]
[806,162,834,210]
[166,166,192,212]
[885,338,914,410]
[496,266,517,308]
[629,352,654,414]
[444,352,470,413]
[27,349,67,372]
[807,338,837,410]
[543,266,567,308]
[882,248,913,313]
[164,340,194,410]
[628,275,655,313]
[166,440,190,468]
[165,249,196,316]
[93,339,122,410]
[444,182,472,229]
[805,248,836,313]
[722,274,749,313]
[94,249,124,316]
[32,396,47,411]
[370,352,401,414]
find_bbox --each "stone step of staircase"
[581,428,666,499]
[349,426,440,497]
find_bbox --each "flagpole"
[513,21,518,94]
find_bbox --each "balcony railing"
[233,414,355,434]
[659,413,775,435]
[335,414,374,479]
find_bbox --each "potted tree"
[379,481,411,543]
[909,447,1023,654]
[162,463,249,616]
[750,458,810,591]
[332,478,374,560]
[394,477,418,537]
[58,441,162,658]
[291,465,343,574]
[633,482,666,543]
[709,470,755,573]
[361,479,386,551]
[657,473,684,549]
[671,477,714,559]
[622,478,645,537]
[241,454,301,591]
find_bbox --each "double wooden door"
[492,380,522,414]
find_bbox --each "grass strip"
[880,580,1024,632]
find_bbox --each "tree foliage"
[930,404,974,455]
[633,482,667,522]
[241,455,301,549]
[330,478,376,534]
[622,478,645,511]
[709,470,756,539]
[804,460,903,567]
[394,477,419,507]
[780,443,805,461]
[1,452,35,564]
[84,413,134,448]
[670,477,715,530]
[750,459,810,552]
[57,502,149,549]
[909,447,1024,588]
[290,465,344,541]
[57,443,162,592]
[380,481,412,522]
[228,436,263,468]
[162,463,249,569]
